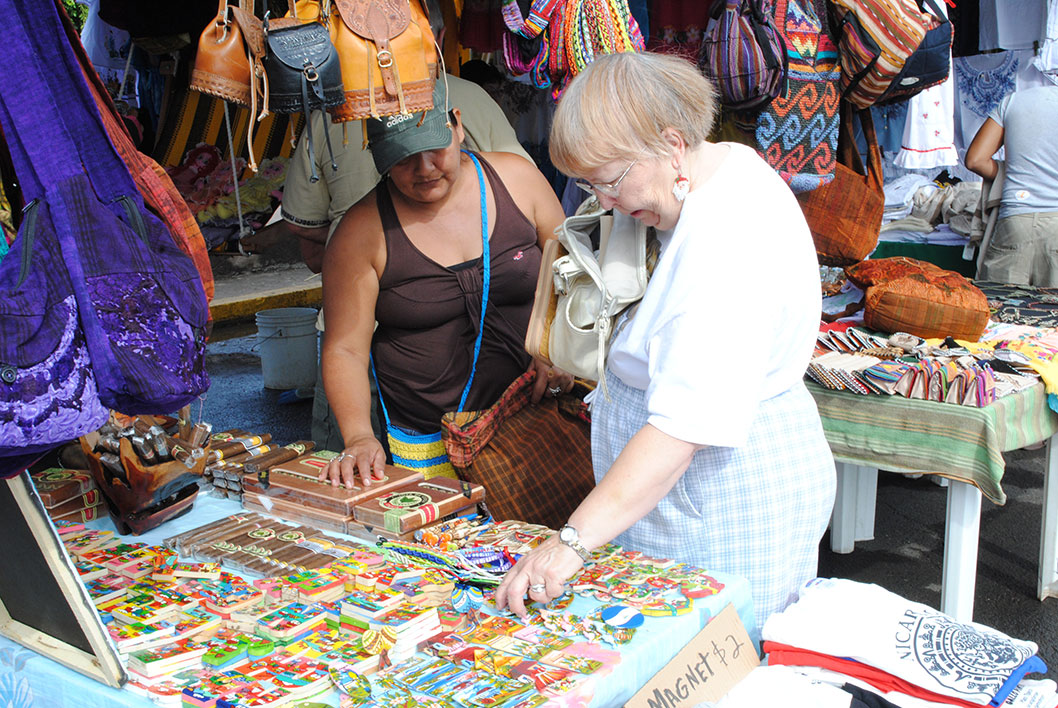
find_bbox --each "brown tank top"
[373,153,541,433]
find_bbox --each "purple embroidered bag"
[0,1,210,473]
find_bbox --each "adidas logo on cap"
[385,113,417,128]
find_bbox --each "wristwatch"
[558,524,591,562]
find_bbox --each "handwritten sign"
[627,603,759,708]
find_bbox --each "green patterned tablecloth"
[808,381,1058,505]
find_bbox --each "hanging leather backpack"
[190,0,265,108]
[290,0,439,121]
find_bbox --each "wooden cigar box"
[352,477,485,534]
[31,468,97,508]
[241,490,417,543]
[45,488,104,519]
[51,503,105,524]
[246,459,425,516]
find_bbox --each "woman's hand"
[494,535,585,618]
[530,359,575,403]
[318,434,386,488]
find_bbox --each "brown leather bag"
[796,104,884,266]
[291,0,438,121]
[190,0,269,169]
[190,0,265,108]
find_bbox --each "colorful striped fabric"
[809,380,1058,505]
[830,0,938,108]
[755,0,841,193]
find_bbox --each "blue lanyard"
[372,150,491,425]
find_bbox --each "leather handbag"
[441,370,595,530]
[190,0,264,108]
[263,17,345,114]
[796,104,884,265]
[262,13,346,182]
[525,198,655,384]
[290,0,438,121]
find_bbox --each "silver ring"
[528,583,546,593]
[548,386,562,396]
[335,452,348,463]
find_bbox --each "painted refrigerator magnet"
[599,604,644,629]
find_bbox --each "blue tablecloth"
[0,495,757,708]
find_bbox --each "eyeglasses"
[574,148,648,198]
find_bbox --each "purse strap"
[838,103,883,194]
[371,150,492,428]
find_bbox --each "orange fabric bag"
[848,258,989,341]
[796,104,884,265]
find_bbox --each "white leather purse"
[525,198,653,383]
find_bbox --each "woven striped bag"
[698,0,787,111]
[830,0,951,109]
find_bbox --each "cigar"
[132,417,154,436]
[97,435,121,454]
[240,524,320,575]
[243,441,316,484]
[99,452,126,482]
[164,513,266,554]
[207,434,273,464]
[217,443,277,470]
[130,435,157,464]
[188,421,215,448]
[148,426,170,460]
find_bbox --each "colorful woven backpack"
[830,0,951,109]
[698,0,788,111]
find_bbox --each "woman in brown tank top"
[319,88,568,488]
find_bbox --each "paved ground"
[202,324,1058,677]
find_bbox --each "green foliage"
[61,0,89,33]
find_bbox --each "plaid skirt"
[592,373,836,626]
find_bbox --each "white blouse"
[607,143,822,448]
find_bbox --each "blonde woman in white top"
[495,52,836,628]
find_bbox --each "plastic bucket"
[255,307,319,390]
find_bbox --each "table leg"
[1038,433,1058,601]
[830,463,878,554]
[940,480,981,622]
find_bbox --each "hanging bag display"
[289,0,438,121]
[262,12,345,182]
[831,0,951,109]
[440,370,595,530]
[796,105,884,264]
[190,0,270,170]
[525,197,656,384]
[0,0,210,467]
[62,7,215,304]
[698,0,788,111]
[369,152,490,480]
